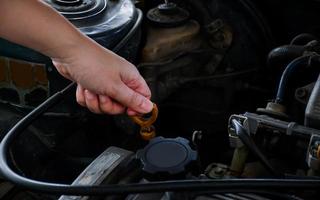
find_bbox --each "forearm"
[0,0,153,114]
[0,0,88,60]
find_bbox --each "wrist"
[48,32,89,62]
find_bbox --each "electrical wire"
[196,190,303,200]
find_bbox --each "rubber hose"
[275,56,311,104]
[290,33,318,45]
[267,45,305,68]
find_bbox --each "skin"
[0,0,153,115]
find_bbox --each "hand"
[0,0,152,115]
[52,38,153,115]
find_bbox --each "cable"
[267,45,305,67]
[231,119,282,177]
[197,190,303,200]
[290,33,318,45]
[275,56,311,104]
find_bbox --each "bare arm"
[0,0,83,60]
[0,0,152,115]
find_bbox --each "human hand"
[52,38,152,115]
[0,0,152,115]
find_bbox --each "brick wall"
[0,56,49,107]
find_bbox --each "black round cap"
[147,3,189,27]
[137,137,197,175]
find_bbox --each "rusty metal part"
[141,20,201,63]
[205,19,233,50]
[229,146,249,176]
[257,102,288,119]
[205,163,230,179]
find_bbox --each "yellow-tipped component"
[140,125,156,141]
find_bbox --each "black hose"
[275,56,311,104]
[290,33,318,45]
[197,190,303,200]
[231,119,282,177]
[267,45,305,68]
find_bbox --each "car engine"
[1,0,320,199]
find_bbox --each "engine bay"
[1,0,320,199]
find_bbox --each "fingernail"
[85,90,95,100]
[142,99,153,113]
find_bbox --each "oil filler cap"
[137,137,197,176]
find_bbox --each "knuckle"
[100,104,112,114]
[130,92,144,108]
[101,103,125,115]
[126,77,140,88]
[86,99,101,114]
[106,84,118,98]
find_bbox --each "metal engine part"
[59,147,134,200]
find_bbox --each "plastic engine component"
[44,0,137,48]
[137,137,197,176]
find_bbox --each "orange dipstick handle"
[130,103,158,128]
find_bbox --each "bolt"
[296,88,307,98]
[214,167,224,175]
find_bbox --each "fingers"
[98,95,126,114]
[77,79,153,115]
[76,84,125,114]
[127,107,139,116]
[108,81,153,114]
[84,89,102,114]
[107,69,152,114]
[76,84,86,107]
[74,61,153,115]
[121,68,152,100]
